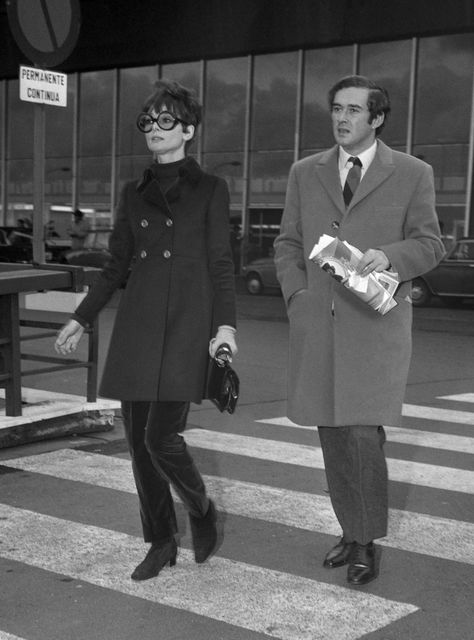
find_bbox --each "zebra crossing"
[0,395,473,640]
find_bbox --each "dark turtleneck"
[149,158,187,194]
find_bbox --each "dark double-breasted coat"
[73,157,236,402]
[274,140,445,427]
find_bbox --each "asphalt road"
[0,291,473,640]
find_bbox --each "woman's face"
[144,107,194,163]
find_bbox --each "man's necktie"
[343,156,362,206]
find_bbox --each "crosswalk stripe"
[5,449,474,565]
[402,403,474,425]
[256,417,474,455]
[0,633,27,640]
[0,504,418,640]
[439,393,474,403]
[183,429,474,494]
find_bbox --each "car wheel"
[246,272,263,295]
[411,278,431,307]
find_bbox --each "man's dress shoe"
[323,537,355,568]
[347,542,377,585]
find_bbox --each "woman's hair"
[142,79,202,130]
[327,75,391,136]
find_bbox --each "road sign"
[20,65,67,107]
[7,0,81,68]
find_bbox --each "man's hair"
[328,75,391,136]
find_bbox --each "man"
[68,208,90,250]
[274,75,444,586]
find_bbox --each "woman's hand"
[209,325,237,359]
[55,319,85,355]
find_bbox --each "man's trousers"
[318,425,388,544]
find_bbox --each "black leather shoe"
[323,537,355,568]
[189,500,218,563]
[131,539,177,581]
[347,542,377,585]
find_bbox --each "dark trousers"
[318,425,388,544]
[121,400,209,544]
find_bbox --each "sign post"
[7,0,80,263]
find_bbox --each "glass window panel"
[79,70,114,157]
[359,40,411,148]
[251,53,298,151]
[249,150,293,205]
[78,156,112,224]
[119,66,158,156]
[415,34,474,145]
[202,152,244,206]
[204,57,247,152]
[414,34,474,240]
[160,62,201,94]
[45,75,75,158]
[301,47,353,154]
[7,159,33,225]
[7,79,34,159]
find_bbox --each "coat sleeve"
[273,163,308,303]
[72,184,135,326]
[206,177,237,329]
[378,162,445,282]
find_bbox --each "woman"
[55,80,237,581]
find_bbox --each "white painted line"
[0,504,418,640]
[438,393,474,403]
[402,403,474,425]
[257,417,474,455]
[0,633,28,640]
[184,429,474,494]
[5,450,474,564]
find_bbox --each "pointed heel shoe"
[131,539,177,581]
[189,500,218,564]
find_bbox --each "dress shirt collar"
[338,140,378,175]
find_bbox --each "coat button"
[141,219,149,228]
[140,249,147,259]
[163,250,171,259]
[165,218,173,227]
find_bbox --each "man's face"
[331,87,383,155]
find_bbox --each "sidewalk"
[0,286,288,450]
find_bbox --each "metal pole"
[33,101,45,263]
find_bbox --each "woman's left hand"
[209,325,238,359]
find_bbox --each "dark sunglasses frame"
[136,111,189,132]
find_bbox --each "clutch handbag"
[207,344,240,414]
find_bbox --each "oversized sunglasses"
[136,111,189,132]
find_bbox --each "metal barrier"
[0,263,100,417]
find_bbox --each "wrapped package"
[309,234,399,315]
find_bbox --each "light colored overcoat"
[274,140,445,427]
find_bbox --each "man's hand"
[356,249,390,276]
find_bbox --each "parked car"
[411,237,474,306]
[242,237,474,306]
[242,256,280,295]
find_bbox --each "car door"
[426,239,474,297]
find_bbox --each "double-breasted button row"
[140,217,173,228]
[139,249,172,259]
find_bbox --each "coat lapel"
[348,140,395,210]
[314,146,346,214]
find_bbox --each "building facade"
[0,1,473,264]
